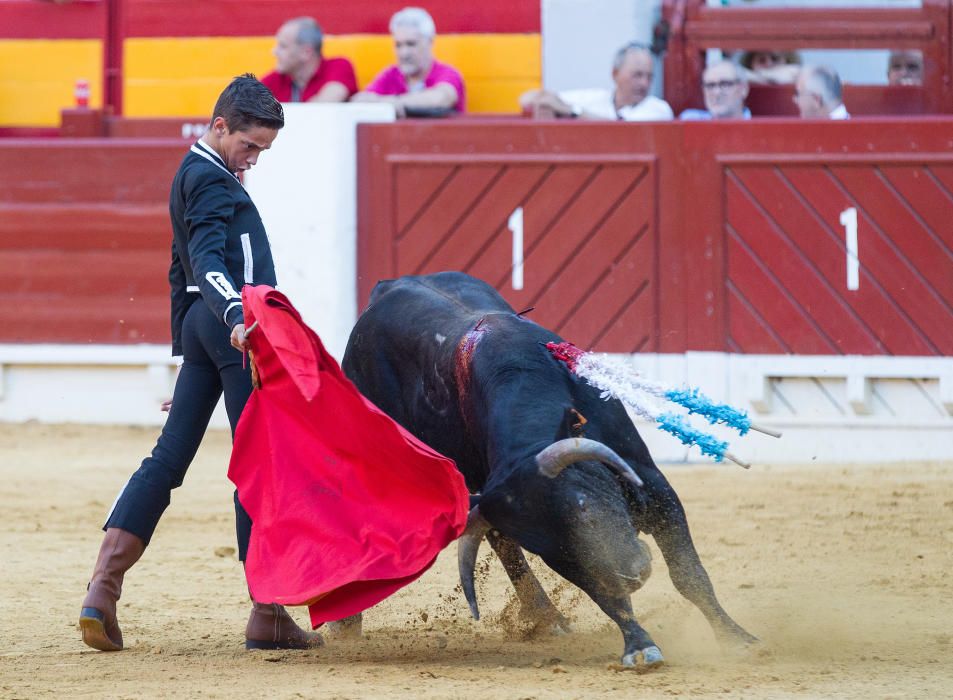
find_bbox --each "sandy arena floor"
[1,423,951,699]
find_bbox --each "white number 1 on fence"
[839,206,859,291]
[508,206,524,290]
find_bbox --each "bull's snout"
[618,538,653,593]
[567,501,653,597]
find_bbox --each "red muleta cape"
[228,286,469,628]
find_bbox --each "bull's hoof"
[720,628,760,655]
[325,615,363,641]
[620,645,665,672]
[724,634,762,659]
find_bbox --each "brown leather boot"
[79,528,146,651]
[245,602,324,650]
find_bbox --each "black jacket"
[168,140,277,355]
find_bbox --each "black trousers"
[106,298,253,559]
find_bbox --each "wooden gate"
[358,119,953,356]
[358,125,675,352]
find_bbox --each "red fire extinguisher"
[74,79,90,108]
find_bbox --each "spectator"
[680,60,750,120]
[519,43,673,121]
[260,17,357,103]
[794,65,850,119]
[739,49,801,85]
[887,50,923,86]
[351,7,465,117]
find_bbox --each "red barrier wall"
[4,120,951,353]
[358,118,953,356]
[0,139,183,344]
[0,0,539,39]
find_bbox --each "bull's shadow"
[340,271,756,669]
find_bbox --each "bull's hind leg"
[651,516,757,648]
[487,531,570,633]
[586,589,664,670]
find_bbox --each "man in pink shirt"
[352,7,465,117]
[261,17,357,103]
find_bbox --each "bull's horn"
[457,506,492,621]
[536,438,644,488]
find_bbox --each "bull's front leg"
[649,499,757,648]
[585,588,664,670]
[487,531,570,634]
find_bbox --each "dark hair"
[739,50,801,70]
[210,73,284,132]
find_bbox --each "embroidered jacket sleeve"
[182,169,245,329]
[168,238,188,356]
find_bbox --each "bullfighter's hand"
[231,323,249,352]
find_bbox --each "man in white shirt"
[794,65,850,120]
[519,42,673,121]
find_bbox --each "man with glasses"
[680,60,751,120]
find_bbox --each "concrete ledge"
[0,345,950,462]
[0,344,227,428]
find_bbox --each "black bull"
[342,272,756,667]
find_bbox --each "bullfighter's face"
[210,117,278,174]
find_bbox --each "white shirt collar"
[829,103,851,120]
[190,139,239,181]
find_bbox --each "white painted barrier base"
[624,353,953,464]
[0,345,949,463]
[0,345,228,429]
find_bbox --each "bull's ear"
[555,406,587,441]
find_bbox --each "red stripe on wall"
[123,0,540,37]
[0,0,105,39]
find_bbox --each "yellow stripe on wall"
[124,33,540,117]
[123,37,275,117]
[0,40,101,126]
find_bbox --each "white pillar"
[243,103,395,361]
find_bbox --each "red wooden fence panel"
[358,124,675,353]
[358,118,953,356]
[3,119,951,353]
[0,139,183,344]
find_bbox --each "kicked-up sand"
[1,423,951,699]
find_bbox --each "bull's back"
[367,272,514,319]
